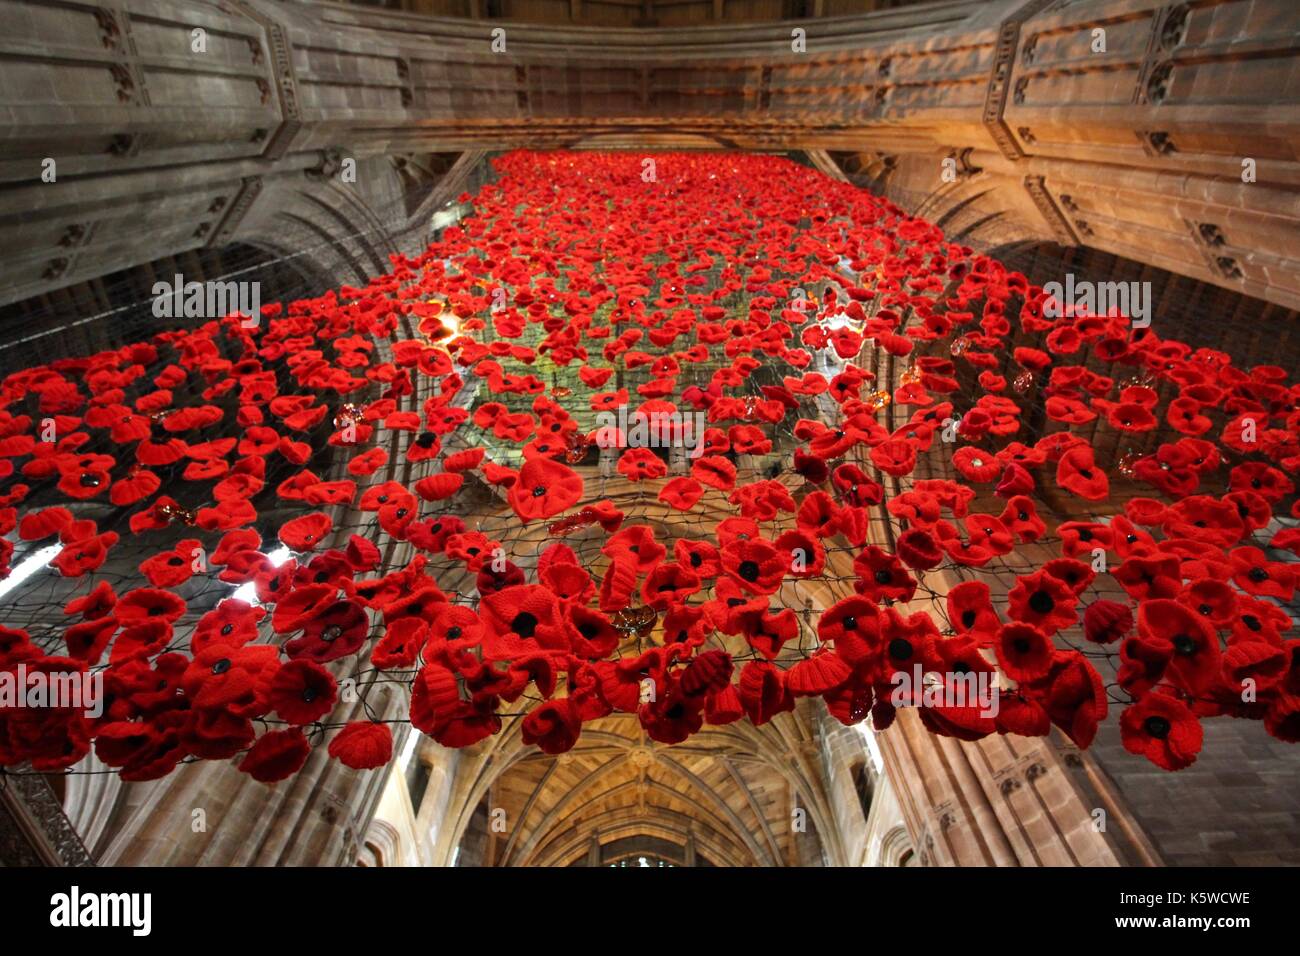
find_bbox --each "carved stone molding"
[0,771,95,867]
[1023,175,1079,246]
[227,1,302,159]
[208,177,265,249]
[983,0,1055,160]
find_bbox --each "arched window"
[850,760,874,820]
[880,825,918,867]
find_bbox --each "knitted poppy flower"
[270,582,336,632]
[603,524,666,574]
[999,495,1045,543]
[773,529,824,578]
[508,456,584,522]
[239,728,311,784]
[521,698,582,755]
[1222,638,1287,695]
[285,599,370,663]
[952,445,1001,483]
[870,438,916,477]
[479,585,570,660]
[279,512,333,551]
[739,607,796,660]
[1112,552,1182,601]
[1006,570,1078,634]
[617,446,668,481]
[705,576,767,636]
[720,538,786,595]
[818,595,883,666]
[139,539,202,588]
[62,580,117,626]
[642,562,702,609]
[1178,578,1237,628]
[1083,600,1132,645]
[853,546,916,603]
[1229,546,1296,601]
[18,506,73,541]
[674,538,720,579]
[1055,445,1109,500]
[1120,691,1203,771]
[1039,651,1107,749]
[995,623,1054,682]
[737,661,794,726]
[328,721,393,770]
[659,476,703,510]
[370,618,428,669]
[692,454,736,491]
[727,424,772,455]
[115,587,186,625]
[1042,557,1095,596]
[1137,599,1221,695]
[567,606,621,658]
[181,644,279,715]
[414,472,464,502]
[443,531,499,572]
[1264,695,1300,743]
[267,659,338,724]
[947,581,1000,645]
[786,449,826,484]
[895,528,943,570]
[193,600,264,652]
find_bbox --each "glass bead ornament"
[1117,450,1141,478]
[865,389,892,412]
[333,403,362,429]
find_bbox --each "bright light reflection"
[228,546,292,605]
[0,544,62,599]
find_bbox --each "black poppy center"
[1012,637,1031,655]
[212,658,232,675]
[512,612,539,638]
[961,610,977,629]
[888,638,913,660]
[1028,590,1055,615]
[1173,634,1197,655]
[874,569,892,585]
[738,560,760,583]
[417,432,437,448]
[1143,716,1171,739]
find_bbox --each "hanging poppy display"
[0,149,1295,786]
